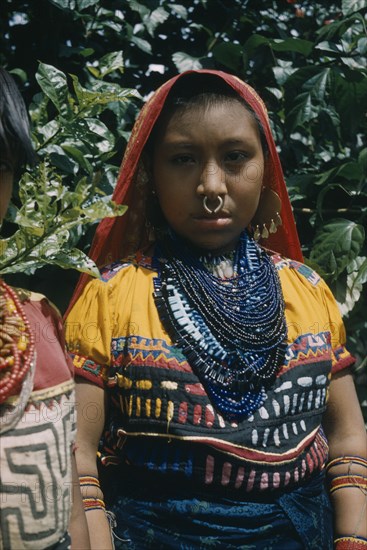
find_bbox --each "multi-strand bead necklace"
[153,231,287,420]
[0,280,35,404]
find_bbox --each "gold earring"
[269,219,277,234]
[261,224,269,239]
[254,225,261,241]
[251,188,282,241]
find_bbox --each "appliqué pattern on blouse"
[0,387,76,549]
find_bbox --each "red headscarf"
[67,70,302,313]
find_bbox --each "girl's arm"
[69,451,91,549]
[74,379,113,550]
[323,370,367,545]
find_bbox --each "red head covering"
[67,70,302,313]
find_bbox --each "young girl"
[66,71,367,549]
[0,68,90,550]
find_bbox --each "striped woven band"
[82,497,106,512]
[329,475,367,494]
[327,456,367,472]
[79,475,101,489]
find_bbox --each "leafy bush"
[1,59,137,304]
[1,0,366,411]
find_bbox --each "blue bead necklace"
[153,231,287,420]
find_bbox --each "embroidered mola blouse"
[66,252,354,495]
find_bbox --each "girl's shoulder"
[14,287,62,322]
[271,253,322,287]
[99,251,155,283]
[270,252,342,321]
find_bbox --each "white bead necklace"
[200,253,235,279]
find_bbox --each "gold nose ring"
[203,196,223,214]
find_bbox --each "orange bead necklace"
[0,280,35,403]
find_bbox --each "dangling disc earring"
[251,187,282,242]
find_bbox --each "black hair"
[0,68,36,168]
[145,73,268,157]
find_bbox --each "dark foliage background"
[1,0,366,414]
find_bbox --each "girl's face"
[0,154,15,224]
[153,99,265,253]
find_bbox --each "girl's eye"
[171,155,196,166]
[224,151,248,163]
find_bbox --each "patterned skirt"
[106,467,332,550]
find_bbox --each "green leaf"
[243,35,313,57]
[266,87,283,100]
[9,68,28,82]
[356,37,367,55]
[287,92,319,130]
[0,243,99,277]
[71,74,134,109]
[303,68,330,100]
[243,34,269,54]
[212,43,243,71]
[271,38,313,56]
[337,256,367,315]
[80,48,95,57]
[48,146,78,174]
[76,198,127,221]
[315,41,342,54]
[287,172,316,185]
[126,0,150,18]
[310,219,365,280]
[318,106,341,134]
[169,4,188,19]
[62,145,93,174]
[342,0,367,15]
[315,183,356,217]
[172,52,203,72]
[330,68,367,137]
[358,148,367,174]
[145,7,169,37]
[0,233,27,270]
[85,118,115,153]
[0,163,127,276]
[131,35,152,54]
[335,162,363,181]
[87,67,100,78]
[35,63,69,113]
[314,162,362,187]
[353,257,367,286]
[48,0,76,9]
[96,51,124,78]
[77,0,99,9]
[316,14,365,41]
[340,56,366,70]
[273,61,297,86]
[36,120,60,143]
[42,248,100,277]
[188,22,212,36]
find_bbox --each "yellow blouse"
[65,253,354,494]
[66,253,351,381]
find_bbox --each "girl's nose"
[197,161,227,199]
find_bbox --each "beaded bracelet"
[79,475,105,511]
[83,497,106,512]
[334,536,367,549]
[79,475,101,490]
[326,456,367,473]
[329,474,367,495]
